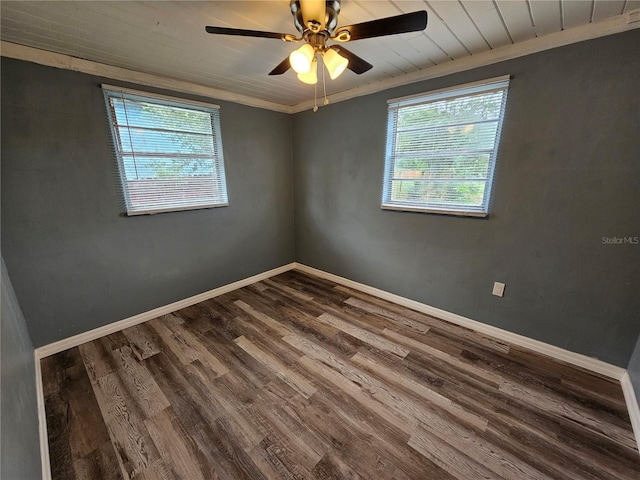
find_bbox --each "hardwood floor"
[41,270,640,479]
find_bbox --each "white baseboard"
[293,263,626,380]
[35,260,637,479]
[296,263,640,452]
[621,372,640,453]
[35,262,296,479]
[34,263,296,360]
[34,260,627,381]
[34,354,52,480]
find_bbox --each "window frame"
[381,75,510,217]
[102,85,229,216]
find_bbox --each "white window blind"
[382,75,510,217]
[103,86,228,215]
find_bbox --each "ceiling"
[1,1,639,110]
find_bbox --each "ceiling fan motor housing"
[290,1,341,35]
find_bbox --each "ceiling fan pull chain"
[313,75,318,112]
[322,57,329,106]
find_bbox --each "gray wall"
[293,29,640,367]
[1,258,42,479]
[2,31,639,365]
[1,58,295,347]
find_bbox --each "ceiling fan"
[205,0,428,85]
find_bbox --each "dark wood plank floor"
[41,270,640,479]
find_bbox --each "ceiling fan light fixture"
[206,2,430,88]
[297,59,318,84]
[323,48,349,80]
[289,43,315,74]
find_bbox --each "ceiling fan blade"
[333,11,428,42]
[269,57,291,76]
[205,26,295,41]
[329,45,372,74]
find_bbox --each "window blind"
[103,86,228,215]
[382,76,510,216]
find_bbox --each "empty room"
[2,1,640,479]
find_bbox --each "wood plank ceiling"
[1,1,638,107]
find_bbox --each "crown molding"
[0,41,294,114]
[2,9,638,115]
[290,9,640,113]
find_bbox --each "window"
[382,76,510,217]
[103,85,228,215]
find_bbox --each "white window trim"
[102,84,220,110]
[102,85,228,216]
[382,75,510,217]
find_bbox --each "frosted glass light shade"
[297,60,318,84]
[323,48,348,80]
[289,44,315,74]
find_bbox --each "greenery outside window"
[382,75,510,217]
[103,86,228,215]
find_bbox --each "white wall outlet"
[492,282,505,297]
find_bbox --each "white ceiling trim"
[2,9,638,115]
[291,9,640,113]
[0,41,291,114]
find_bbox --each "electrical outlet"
[492,282,505,297]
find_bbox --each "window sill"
[381,204,488,218]
[126,203,229,216]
